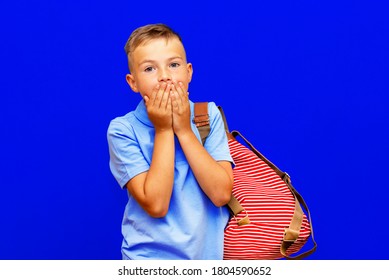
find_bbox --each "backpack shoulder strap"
[193,102,210,145]
[194,102,231,142]
[194,102,250,225]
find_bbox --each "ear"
[126,74,139,92]
[186,63,193,83]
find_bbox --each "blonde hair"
[124,24,183,70]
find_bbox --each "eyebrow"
[138,56,184,66]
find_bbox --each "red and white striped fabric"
[223,138,311,260]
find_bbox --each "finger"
[155,82,166,106]
[143,95,150,104]
[167,94,172,113]
[175,81,185,95]
[177,82,189,105]
[180,82,189,100]
[149,83,161,106]
[171,86,183,114]
[160,83,171,109]
[172,83,184,108]
[171,88,179,112]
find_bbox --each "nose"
[158,68,172,82]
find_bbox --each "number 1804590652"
[211,266,271,276]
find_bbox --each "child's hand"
[143,82,173,132]
[171,82,191,136]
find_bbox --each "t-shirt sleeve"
[107,119,150,189]
[204,102,234,164]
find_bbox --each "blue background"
[1,1,388,260]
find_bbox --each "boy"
[107,23,233,259]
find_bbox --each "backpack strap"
[193,102,210,144]
[194,102,250,226]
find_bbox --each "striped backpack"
[194,102,317,259]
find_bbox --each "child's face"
[126,37,193,99]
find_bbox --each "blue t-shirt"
[107,100,232,259]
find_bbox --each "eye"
[170,62,180,68]
[144,66,155,72]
